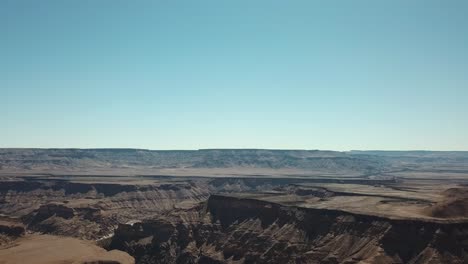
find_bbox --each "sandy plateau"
[0,234,133,264]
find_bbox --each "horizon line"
[1,147,468,152]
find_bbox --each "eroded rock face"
[22,203,110,239]
[428,188,468,219]
[0,180,209,240]
[108,195,468,264]
[0,222,25,237]
[0,218,26,246]
[33,204,75,222]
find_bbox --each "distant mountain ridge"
[1,148,468,177]
[0,148,379,174]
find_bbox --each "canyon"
[0,149,468,263]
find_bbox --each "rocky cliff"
[0,180,209,240]
[108,195,468,264]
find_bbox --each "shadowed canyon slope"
[108,195,468,264]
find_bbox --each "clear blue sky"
[2,0,467,150]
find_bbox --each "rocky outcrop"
[0,221,25,237]
[428,188,468,218]
[0,218,25,246]
[32,203,75,223]
[0,180,209,240]
[108,195,468,264]
[22,203,97,239]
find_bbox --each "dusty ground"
[0,234,134,264]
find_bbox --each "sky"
[1,0,468,150]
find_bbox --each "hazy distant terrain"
[2,148,468,179]
[0,148,379,171]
